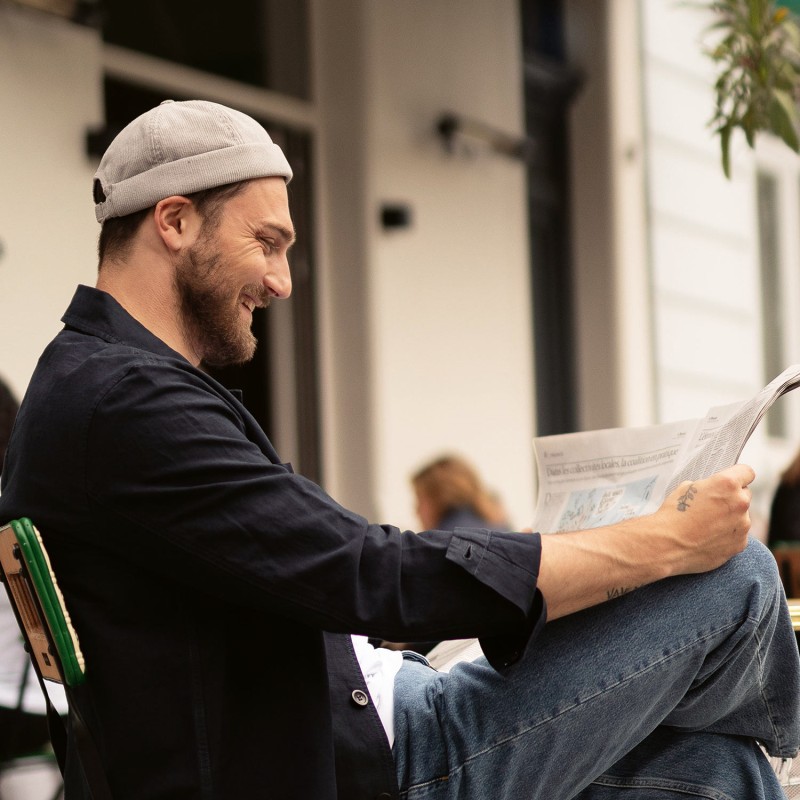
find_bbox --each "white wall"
[360,1,536,531]
[639,0,792,528]
[0,5,102,402]
[640,0,762,414]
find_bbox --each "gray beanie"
[93,99,293,223]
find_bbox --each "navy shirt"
[0,285,544,799]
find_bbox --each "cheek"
[238,245,272,277]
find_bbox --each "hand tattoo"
[677,483,697,512]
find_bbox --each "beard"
[174,236,269,368]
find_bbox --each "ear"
[153,196,201,253]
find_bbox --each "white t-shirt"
[351,635,403,746]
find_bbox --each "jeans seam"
[590,773,734,799]
[420,623,741,790]
[399,775,450,797]
[751,588,786,756]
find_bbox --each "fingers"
[677,464,755,499]
[722,462,756,488]
[686,465,755,503]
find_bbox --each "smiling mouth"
[240,287,270,314]
[241,293,265,314]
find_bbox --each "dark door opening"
[520,0,583,436]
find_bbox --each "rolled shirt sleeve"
[447,527,546,669]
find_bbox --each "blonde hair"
[412,455,506,527]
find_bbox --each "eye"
[259,237,276,254]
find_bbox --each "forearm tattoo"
[676,483,697,512]
[606,585,640,600]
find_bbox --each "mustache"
[241,284,271,309]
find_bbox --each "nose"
[265,254,292,299]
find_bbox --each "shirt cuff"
[445,529,545,669]
[446,528,541,613]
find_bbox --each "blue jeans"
[392,538,800,799]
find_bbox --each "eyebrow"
[259,223,297,247]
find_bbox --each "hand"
[652,463,755,577]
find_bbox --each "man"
[0,99,797,799]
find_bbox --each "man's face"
[174,177,295,367]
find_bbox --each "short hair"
[97,180,251,266]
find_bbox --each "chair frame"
[0,519,111,800]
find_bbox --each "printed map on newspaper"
[532,365,800,533]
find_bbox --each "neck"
[96,262,200,366]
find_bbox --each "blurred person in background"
[0,376,65,764]
[0,378,17,477]
[767,448,800,548]
[412,454,510,533]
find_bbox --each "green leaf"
[741,105,760,145]
[720,123,733,178]
[769,88,800,150]
[704,0,800,174]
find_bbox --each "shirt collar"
[61,284,187,362]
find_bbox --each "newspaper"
[532,364,800,533]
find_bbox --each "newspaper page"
[531,364,800,533]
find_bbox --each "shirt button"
[351,689,369,707]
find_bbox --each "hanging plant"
[704,0,800,177]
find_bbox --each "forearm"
[537,518,672,620]
[537,465,755,621]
